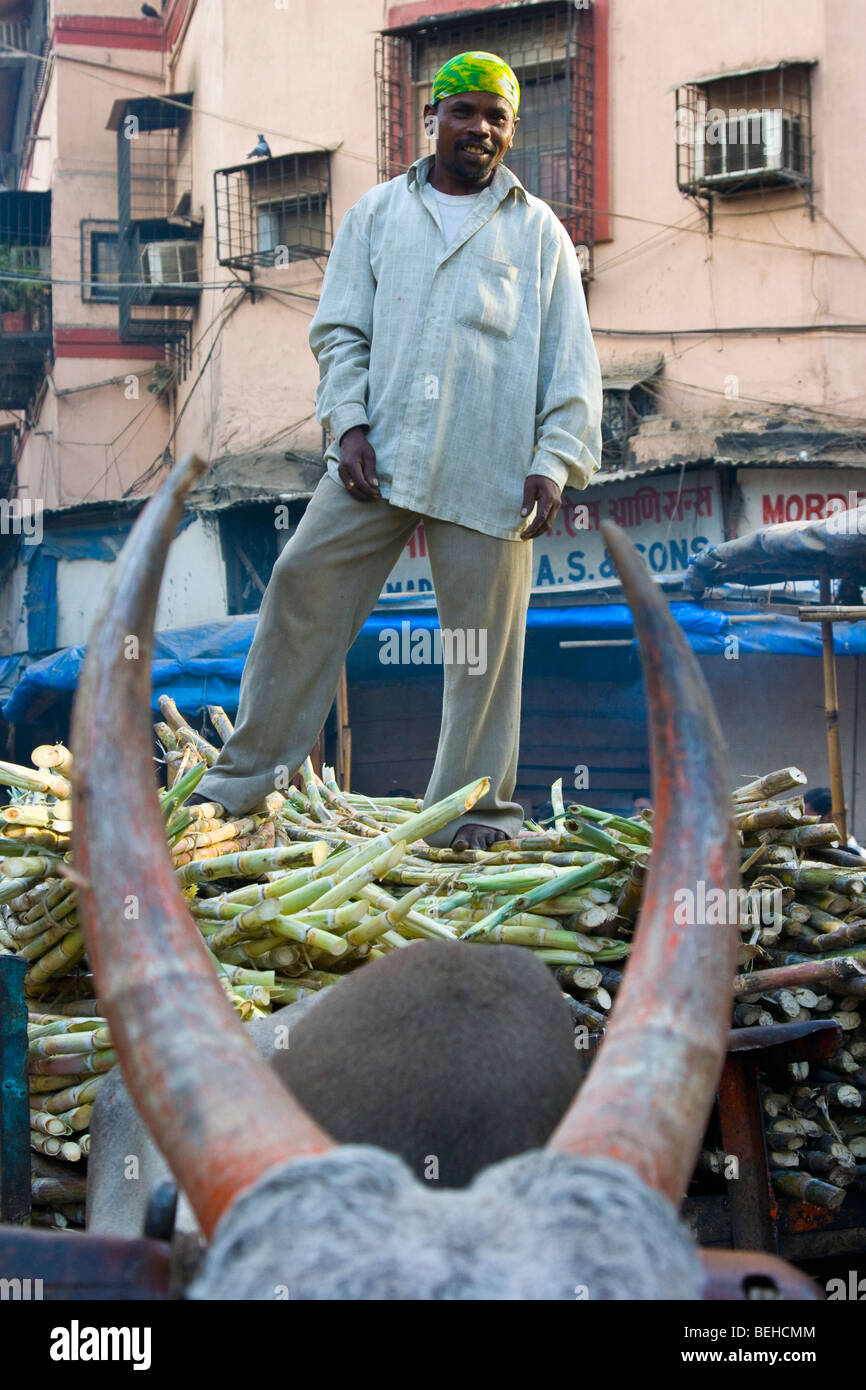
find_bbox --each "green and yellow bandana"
[431,51,520,115]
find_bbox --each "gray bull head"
[71,454,741,1298]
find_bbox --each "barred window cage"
[117,95,194,226]
[214,152,332,272]
[600,383,657,470]
[375,0,594,268]
[675,62,814,202]
[113,93,198,364]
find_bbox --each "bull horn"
[549,522,739,1206]
[71,454,332,1239]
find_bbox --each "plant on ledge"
[0,246,48,332]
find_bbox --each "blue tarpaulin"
[3,601,866,723]
[0,653,25,703]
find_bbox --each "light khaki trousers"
[198,474,532,845]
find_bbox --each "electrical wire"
[10,31,866,505]
[122,290,245,496]
[594,322,866,336]
[0,270,246,291]
[71,289,244,502]
[15,40,864,270]
[639,373,866,428]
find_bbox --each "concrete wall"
[591,0,866,419]
[53,514,226,648]
[153,513,226,630]
[167,0,383,468]
[4,0,866,822]
[13,0,866,506]
[12,0,866,507]
[15,15,171,508]
[0,558,28,652]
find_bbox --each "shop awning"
[5,598,866,724]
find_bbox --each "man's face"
[425,90,518,186]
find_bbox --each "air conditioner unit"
[694,110,802,185]
[141,240,199,285]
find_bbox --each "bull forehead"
[188,1146,704,1301]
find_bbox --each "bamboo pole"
[798,606,866,623]
[818,571,848,843]
[335,663,351,791]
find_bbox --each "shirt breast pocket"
[457,254,526,341]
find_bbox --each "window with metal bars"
[0,190,51,411]
[676,63,814,203]
[214,152,332,272]
[113,93,198,361]
[601,383,657,470]
[375,0,594,267]
[80,221,120,303]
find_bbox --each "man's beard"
[442,150,496,186]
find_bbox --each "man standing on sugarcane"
[195,51,602,849]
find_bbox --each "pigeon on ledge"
[246,134,272,159]
[141,4,160,16]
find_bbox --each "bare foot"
[451,823,509,851]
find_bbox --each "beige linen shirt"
[308,154,602,540]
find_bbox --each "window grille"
[80,220,120,302]
[601,383,656,470]
[214,152,332,272]
[375,0,594,264]
[117,95,193,227]
[676,62,814,209]
[114,93,198,362]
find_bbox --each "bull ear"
[549,522,739,1207]
[72,454,332,1240]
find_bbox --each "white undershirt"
[432,188,480,245]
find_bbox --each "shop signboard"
[737,469,866,535]
[380,469,724,598]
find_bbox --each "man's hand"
[338,426,381,502]
[520,474,561,539]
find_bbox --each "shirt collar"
[406,153,529,204]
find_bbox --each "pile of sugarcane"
[699,765,866,1211]
[2,704,866,1230]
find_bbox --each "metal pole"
[0,954,30,1225]
[819,571,848,843]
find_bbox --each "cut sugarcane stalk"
[733,768,808,802]
[30,1109,71,1137]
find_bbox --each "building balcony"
[0,191,51,412]
[107,93,199,356]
